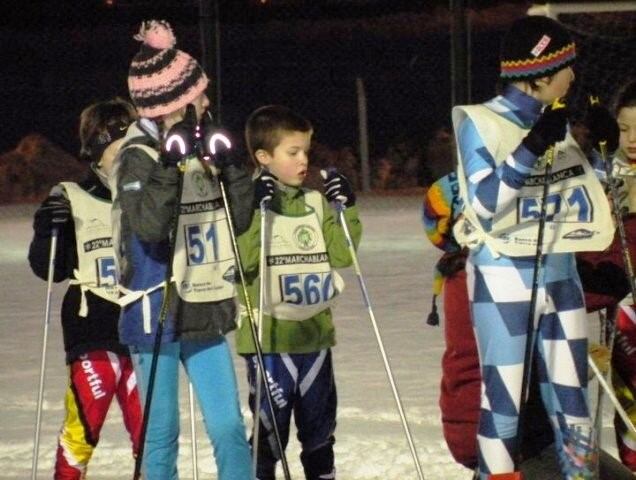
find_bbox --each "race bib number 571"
[518,185,592,223]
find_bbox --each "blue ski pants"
[467,252,595,479]
[132,338,252,480]
[244,349,337,480]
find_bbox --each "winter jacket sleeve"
[236,210,261,281]
[322,198,362,268]
[117,147,179,243]
[458,116,539,221]
[220,164,254,236]
[28,197,76,283]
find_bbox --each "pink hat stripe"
[128,20,209,119]
[129,57,200,96]
[135,77,208,119]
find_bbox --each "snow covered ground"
[0,197,617,479]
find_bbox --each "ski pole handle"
[589,95,608,154]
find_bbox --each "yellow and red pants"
[54,350,141,480]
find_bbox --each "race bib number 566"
[279,272,335,305]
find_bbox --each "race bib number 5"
[96,256,117,286]
[279,272,335,305]
[518,185,592,223]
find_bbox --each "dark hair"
[79,97,137,161]
[614,80,636,116]
[245,105,313,165]
[496,77,541,95]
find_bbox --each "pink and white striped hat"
[128,20,209,119]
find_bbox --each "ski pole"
[515,97,566,472]
[333,198,425,480]
[592,95,636,305]
[31,226,58,480]
[588,353,636,437]
[589,95,636,462]
[201,130,292,480]
[591,310,608,479]
[188,381,199,480]
[252,197,269,478]
[217,176,292,480]
[133,161,186,480]
[591,94,635,389]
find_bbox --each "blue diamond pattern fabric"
[467,255,593,479]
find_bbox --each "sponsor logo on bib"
[293,225,318,251]
[563,229,595,240]
[223,265,236,283]
[192,171,209,197]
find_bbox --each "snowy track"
[0,198,615,479]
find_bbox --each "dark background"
[0,1,527,156]
[0,0,634,186]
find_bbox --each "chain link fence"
[1,2,634,206]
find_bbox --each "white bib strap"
[118,283,165,334]
[69,272,91,318]
[453,216,503,259]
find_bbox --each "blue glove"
[321,169,356,208]
[254,170,277,208]
[161,104,197,167]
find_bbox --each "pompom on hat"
[500,15,576,81]
[128,20,209,118]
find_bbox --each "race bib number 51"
[185,222,219,265]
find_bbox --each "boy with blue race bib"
[236,105,362,480]
[452,15,614,479]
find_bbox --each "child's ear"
[255,149,270,166]
[535,75,551,88]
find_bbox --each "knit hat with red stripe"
[500,15,576,81]
[128,20,208,119]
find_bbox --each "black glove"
[200,119,240,170]
[321,169,356,208]
[436,250,467,278]
[585,103,619,153]
[254,170,277,208]
[522,102,569,157]
[161,104,198,167]
[33,194,71,237]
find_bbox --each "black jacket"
[115,120,254,345]
[28,167,129,363]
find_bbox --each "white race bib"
[453,104,613,257]
[262,191,344,321]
